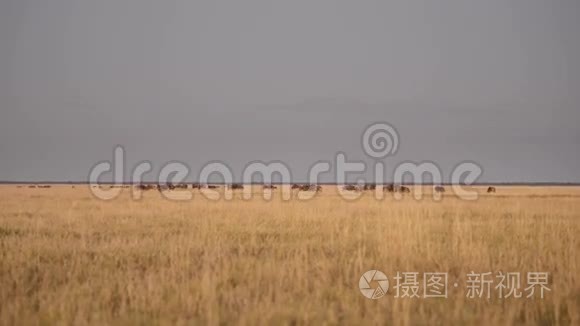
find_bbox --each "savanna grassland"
[0,185,579,325]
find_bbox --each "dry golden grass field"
[0,185,579,325]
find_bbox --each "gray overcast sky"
[1,0,579,182]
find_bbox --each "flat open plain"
[1,185,579,325]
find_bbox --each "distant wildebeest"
[38,185,51,188]
[434,186,445,193]
[136,184,154,191]
[343,184,361,192]
[263,185,277,189]
[207,185,219,189]
[292,184,308,191]
[191,183,203,189]
[363,184,376,191]
[227,184,244,190]
[487,186,496,193]
[298,184,320,192]
[400,186,411,193]
[384,185,410,193]
[156,184,171,191]
[383,184,395,192]
[28,185,36,188]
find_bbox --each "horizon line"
[2,181,580,186]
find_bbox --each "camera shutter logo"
[359,270,389,299]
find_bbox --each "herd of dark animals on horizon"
[290,184,323,192]
[19,184,499,194]
[133,183,408,193]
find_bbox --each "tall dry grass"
[0,185,579,325]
